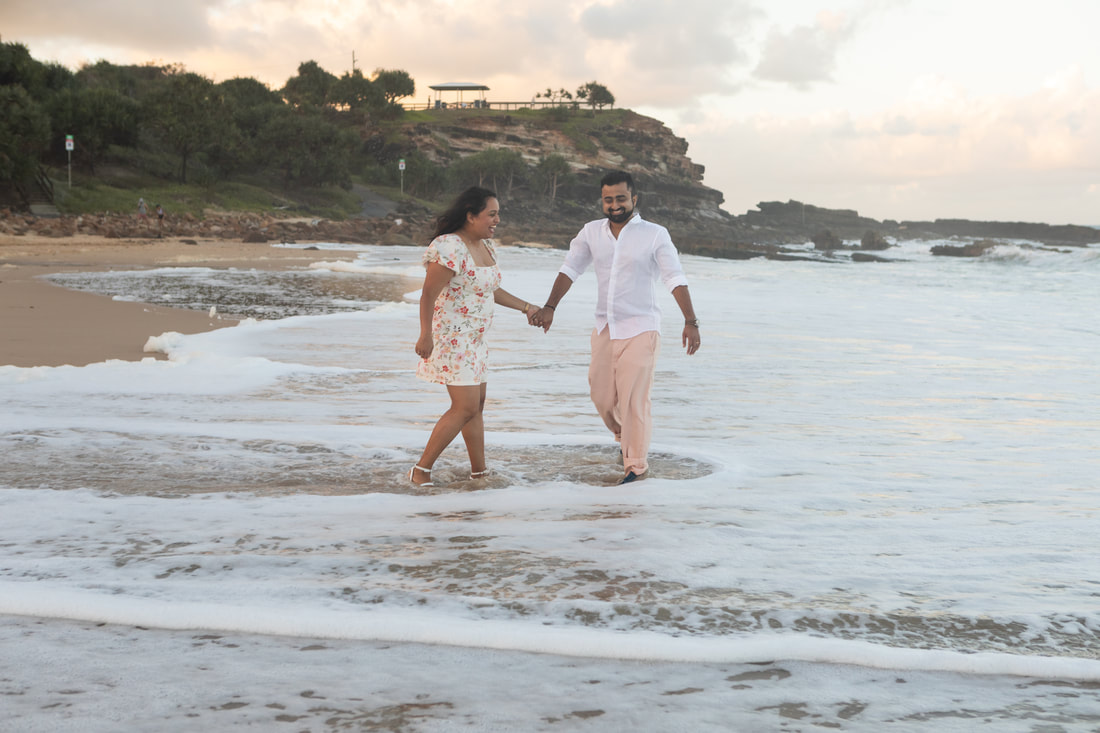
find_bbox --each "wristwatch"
[685,319,700,328]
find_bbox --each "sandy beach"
[0,234,357,368]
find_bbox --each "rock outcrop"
[813,230,843,251]
[726,199,1099,248]
[382,110,757,253]
[860,230,890,250]
[929,239,1000,257]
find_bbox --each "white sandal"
[469,469,493,480]
[408,465,434,488]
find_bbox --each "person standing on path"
[531,171,701,484]
[409,186,539,489]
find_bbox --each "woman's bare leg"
[412,384,484,486]
[460,383,489,475]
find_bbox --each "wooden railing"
[35,166,55,203]
[402,101,592,112]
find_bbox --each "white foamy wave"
[308,259,423,278]
[272,241,376,252]
[5,580,1100,681]
[977,241,1100,266]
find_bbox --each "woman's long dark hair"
[430,186,497,240]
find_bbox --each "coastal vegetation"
[0,41,623,219]
[8,41,1091,254]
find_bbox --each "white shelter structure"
[429,82,490,109]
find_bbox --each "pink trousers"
[588,328,660,476]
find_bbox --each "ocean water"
[3,238,1100,731]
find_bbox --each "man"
[532,171,700,484]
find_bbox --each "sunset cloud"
[680,66,1100,222]
[3,0,219,52]
[752,10,857,88]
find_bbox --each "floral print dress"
[416,234,502,386]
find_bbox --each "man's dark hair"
[600,170,635,195]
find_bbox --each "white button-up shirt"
[559,213,690,340]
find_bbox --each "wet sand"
[0,234,358,368]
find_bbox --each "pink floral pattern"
[416,234,502,385]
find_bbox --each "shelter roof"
[428,82,490,91]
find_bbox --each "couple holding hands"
[410,171,700,489]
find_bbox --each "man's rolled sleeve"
[655,233,689,292]
[559,230,593,282]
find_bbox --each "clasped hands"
[525,306,554,333]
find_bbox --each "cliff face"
[388,109,741,249]
[402,110,706,187]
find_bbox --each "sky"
[5,0,1100,225]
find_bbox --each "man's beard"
[606,208,632,224]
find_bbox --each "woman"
[409,187,536,488]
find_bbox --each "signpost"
[399,158,405,195]
[65,134,74,188]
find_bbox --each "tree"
[0,85,50,184]
[535,87,573,105]
[257,112,355,188]
[48,86,140,174]
[576,81,615,111]
[398,149,446,198]
[484,148,526,198]
[219,77,286,156]
[372,69,415,106]
[535,153,573,210]
[282,60,337,109]
[0,42,62,179]
[198,119,247,185]
[219,77,282,108]
[0,42,46,94]
[40,61,75,95]
[332,69,384,112]
[451,148,527,197]
[149,70,233,182]
[75,60,166,102]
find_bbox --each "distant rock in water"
[860,230,890,250]
[930,240,1000,257]
[917,219,1100,246]
[851,252,894,262]
[813,229,843,250]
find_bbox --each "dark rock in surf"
[860,230,890,250]
[930,239,1000,257]
[813,229,843,250]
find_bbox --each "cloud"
[204,1,606,96]
[752,10,856,89]
[4,0,220,53]
[575,0,761,106]
[681,69,1100,223]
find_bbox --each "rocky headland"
[6,109,1098,260]
[372,109,1098,258]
